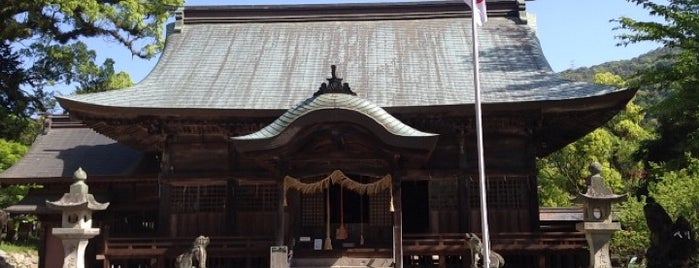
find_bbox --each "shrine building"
[0,1,636,267]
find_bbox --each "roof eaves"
[182,0,526,24]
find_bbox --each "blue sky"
[68,0,661,95]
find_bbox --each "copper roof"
[235,93,437,141]
[57,1,622,115]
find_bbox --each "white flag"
[465,0,487,26]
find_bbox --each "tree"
[0,0,178,223]
[609,1,699,262]
[537,72,649,206]
[73,54,134,94]
[0,0,182,141]
[0,138,31,208]
[612,155,699,265]
[0,139,27,172]
[614,0,699,169]
[0,42,45,143]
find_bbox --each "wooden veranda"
[99,232,587,268]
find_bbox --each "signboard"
[270,246,289,268]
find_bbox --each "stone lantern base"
[52,228,100,268]
[576,222,621,268]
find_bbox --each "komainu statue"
[467,234,505,268]
[644,197,696,268]
[175,235,209,268]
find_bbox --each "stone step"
[291,257,394,268]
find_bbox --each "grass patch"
[0,240,39,254]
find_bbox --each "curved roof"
[231,91,439,171]
[235,93,437,141]
[57,1,620,113]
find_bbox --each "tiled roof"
[57,2,619,111]
[0,117,143,179]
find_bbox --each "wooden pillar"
[158,182,171,236]
[438,255,446,268]
[39,219,49,268]
[527,174,539,232]
[158,136,172,237]
[457,131,471,233]
[226,179,238,235]
[538,254,547,268]
[276,175,286,246]
[391,158,403,268]
[227,144,239,236]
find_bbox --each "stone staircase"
[290,257,394,268]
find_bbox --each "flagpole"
[470,0,491,267]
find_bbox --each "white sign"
[270,246,288,268]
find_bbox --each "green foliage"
[0,241,38,254]
[614,0,698,51]
[612,196,650,261]
[613,0,699,169]
[0,138,34,208]
[648,156,699,224]
[0,184,35,209]
[0,139,27,171]
[0,0,182,141]
[611,156,699,262]
[537,127,629,206]
[1,0,183,57]
[606,0,699,261]
[75,58,134,94]
[594,72,628,88]
[0,115,43,146]
[0,42,45,142]
[559,47,675,108]
[537,72,647,206]
[537,170,575,207]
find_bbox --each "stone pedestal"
[52,228,100,268]
[576,222,621,268]
[46,168,109,268]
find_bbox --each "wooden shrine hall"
[1,1,636,267]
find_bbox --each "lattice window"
[170,185,226,213]
[429,179,458,210]
[301,192,324,227]
[109,211,158,235]
[469,176,529,209]
[235,184,278,211]
[369,191,392,226]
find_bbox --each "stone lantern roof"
[45,168,110,211]
[574,162,626,202]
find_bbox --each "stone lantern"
[46,168,109,268]
[573,162,626,268]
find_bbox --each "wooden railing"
[403,232,587,254]
[103,236,274,258]
[101,232,585,259]
[491,232,588,251]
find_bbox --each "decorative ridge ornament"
[313,65,356,97]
